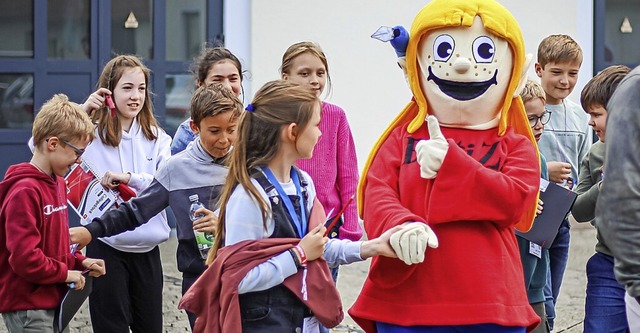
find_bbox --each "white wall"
[225,0,594,170]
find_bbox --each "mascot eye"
[433,34,454,62]
[472,36,495,63]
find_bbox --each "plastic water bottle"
[189,194,213,259]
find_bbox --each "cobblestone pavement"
[1,222,596,332]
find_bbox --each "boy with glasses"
[517,79,552,333]
[0,94,106,333]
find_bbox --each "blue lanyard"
[262,166,307,238]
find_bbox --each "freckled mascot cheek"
[417,16,513,128]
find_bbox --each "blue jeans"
[583,252,629,333]
[544,218,570,330]
[376,322,525,333]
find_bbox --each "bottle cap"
[189,194,199,202]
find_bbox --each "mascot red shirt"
[350,0,541,332]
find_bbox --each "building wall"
[226,0,594,169]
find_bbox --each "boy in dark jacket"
[572,65,630,333]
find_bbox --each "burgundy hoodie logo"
[43,204,67,215]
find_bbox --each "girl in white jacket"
[80,55,172,333]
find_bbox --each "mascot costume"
[350,0,542,332]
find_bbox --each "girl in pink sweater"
[280,42,362,247]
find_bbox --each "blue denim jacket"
[171,118,197,155]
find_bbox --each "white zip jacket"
[81,118,172,252]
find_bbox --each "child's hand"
[547,161,571,184]
[298,224,328,262]
[81,88,112,114]
[82,258,106,278]
[192,208,217,234]
[359,225,404,259]
[66,270,86,290]
[100,171,131,189]
[536,199,544,216]
[69,227,92,250]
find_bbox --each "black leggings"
[86,240,163,333]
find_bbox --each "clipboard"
[65,160,136,224]
[515,178,577,248]
[54,273,93,332]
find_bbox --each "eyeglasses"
[528,110,552,128]
[60,139,85,159]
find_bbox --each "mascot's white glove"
[390,222,439,265]
[415,116,449,179]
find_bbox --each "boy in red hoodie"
[0,94,105,332]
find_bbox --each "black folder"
[516,178,577,248]
[55,274,93,332]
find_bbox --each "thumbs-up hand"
[415,116,449,179]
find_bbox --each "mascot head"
[405,0,531,135]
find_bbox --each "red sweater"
[349,125,540,332]
[0,163,86,312]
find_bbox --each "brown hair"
[206,80,320,263]
[580,65,631,111]
[279,41,332,97]
[33,94,94,147]
[537,34,583,69]
[92,55,159,147]
[520,79,546,104]
[191,47,243,84]
[190,83,243,127]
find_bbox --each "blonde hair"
[206,80,320,263]
[280,41,332,97]
[33,94,94,147]
[92,55,159,147]
[537,34,583,68]
[520,79,546,104]
[190,83,243,127]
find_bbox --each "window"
[0,2,34,58]
[47,0,90,59]
[166,0,206,61]
[594,0,640,72]
[0,74,34,129]
[112,1,153,59]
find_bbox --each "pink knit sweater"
[296,102,363,241]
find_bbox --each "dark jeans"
[583,252,629,333]
[544,218,570,330]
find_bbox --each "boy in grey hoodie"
[70,83,242,329]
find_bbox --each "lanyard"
[262,166,307,238]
